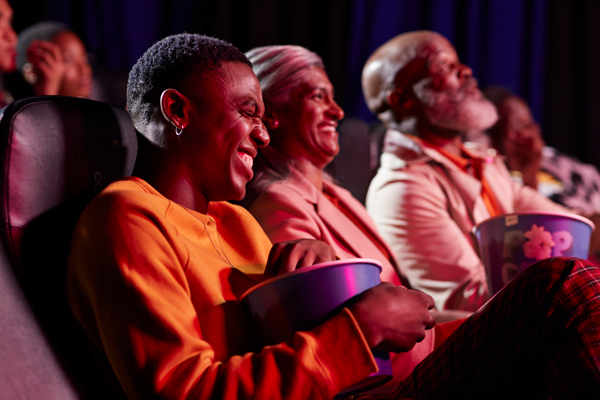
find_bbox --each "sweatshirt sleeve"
[67,192,377,400]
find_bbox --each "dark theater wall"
[10,0,600,170]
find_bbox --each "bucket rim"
[240,258,383,300]
[472,211,595,235]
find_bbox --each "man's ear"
[160,88,188,131]
[386,88,414,112]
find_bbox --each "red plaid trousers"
[388,257,600,399]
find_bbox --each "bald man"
[362,31,569,311]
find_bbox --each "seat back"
[326,117,385,204]
[0,96,137,399]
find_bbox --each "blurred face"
[497,97,542,156]
[273,66,344,170]
[182,62,269,201]
[0,0,16,73]
[409,35,497,133]
[52,31,92,98]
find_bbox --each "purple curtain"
[10,0,600,168]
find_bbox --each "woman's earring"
[23,63,38,85]
[263,117,279,129]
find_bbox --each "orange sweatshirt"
[67,177,377,400]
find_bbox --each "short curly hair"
[126,33,250,131]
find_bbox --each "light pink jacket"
[366,130,568,311]
[248,167,405,285]
[247,166,433,384]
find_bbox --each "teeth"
[321,125,337,133]
[239,152,253,168]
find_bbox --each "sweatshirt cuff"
[305,308,378,392]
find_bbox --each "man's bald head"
[362,31,447,116]
[362,30,497,134]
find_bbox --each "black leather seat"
[0,96,137,399]
[325,117,385,204]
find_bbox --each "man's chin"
[468,99,499,130]
[470,107,499,131]
[441,102,498,132]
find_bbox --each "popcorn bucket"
[473,212,594,295]
[240,258,392,398]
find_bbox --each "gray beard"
[415,80,498,132]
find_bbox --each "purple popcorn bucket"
[240,258,392,398]
[473,212,594,295]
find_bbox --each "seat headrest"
[0,96,138,273]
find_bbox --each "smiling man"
[362,31,569,311]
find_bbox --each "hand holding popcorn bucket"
[473,212,595,295]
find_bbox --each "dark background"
[10,0,600,169]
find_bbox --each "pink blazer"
[246,167,432,384]
[247,167,406,286]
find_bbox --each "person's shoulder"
[376,151,440,180]
[265,179,310,200]
[210,200,258,221]
[255,170,315,204]
[97,176,156,200]
[382,130,429,165]
[85,177,167,218]
[100,176,152,194]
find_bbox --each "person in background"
[0,0,17,106]
[361,30,578,312]
[66,33,436,399]
[484,86,600,215]
[11,21,92,99]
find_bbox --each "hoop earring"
[160,88,184,136]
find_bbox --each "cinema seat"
[0,96,137,399]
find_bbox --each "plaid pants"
[389,257,600,399]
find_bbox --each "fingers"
[265,241,311,274]
[412,288,435,310]
[27,40,63,69]
[266,239,337,276]
[265,242,287,276]
[408,289,436,330]
[350,284,437,353]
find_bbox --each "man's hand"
[349,283,436,353]
[266,239,337,276]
